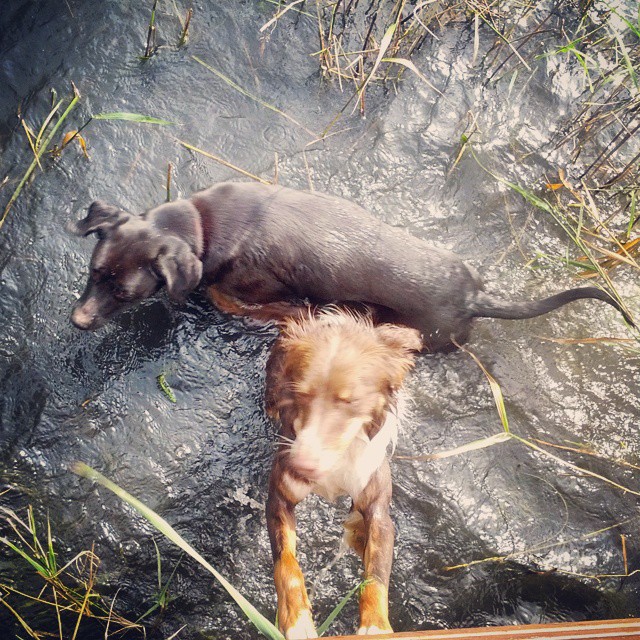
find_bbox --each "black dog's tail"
[469,287,635,327]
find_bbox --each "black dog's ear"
[154,238,203,302]
[67,200,128,237]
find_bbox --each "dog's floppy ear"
[376,324,422,390]
[68,200,128,237]
[376,324,423,353]
[154,238,203,302]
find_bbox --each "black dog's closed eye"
[112,285,135,302]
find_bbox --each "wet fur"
[70,182,634,351]
[265,309,421,638]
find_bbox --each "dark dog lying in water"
[69,182,634,351]
[265,308,421,637]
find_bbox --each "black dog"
[69,182,634,351]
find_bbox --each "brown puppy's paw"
[357,623,392,635]
[283,609,317,639]
[358,580,391,636]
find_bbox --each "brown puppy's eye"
[276,388,296,406]
[294,390,312,402]
[336,392,353,405]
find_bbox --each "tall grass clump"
[260,1,538,117]
[0,505,143,639]
[549,2,640,190]
[479,2,639,264]
[1,85,81,232]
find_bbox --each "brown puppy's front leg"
[208,284,309,323]
[347,461,394,635]
[267,462,316,639]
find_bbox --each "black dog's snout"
[70,312,91,330]
[70,303,98,330]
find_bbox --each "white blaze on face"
[290,397,368,479]
[290,410,326,475]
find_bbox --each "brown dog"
[69,182,634,351]
[264,308,421,638]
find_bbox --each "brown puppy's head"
[69,201,202,330]
[269,310,422,481]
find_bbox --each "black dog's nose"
[70,305,96,330]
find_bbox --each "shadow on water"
[1,0,639,638]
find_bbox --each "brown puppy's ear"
[154,238,203,302]
[376,324,422,390]
[68,200,128,237]
[376,324,423,353]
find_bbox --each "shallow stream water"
[1,1,639,638]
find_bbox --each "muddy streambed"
[0,1,639,638]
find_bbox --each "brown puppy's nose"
[71,305,96,330]
[289,452,324,481]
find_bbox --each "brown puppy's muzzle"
[289,425,342,482]
[288,452,324,481]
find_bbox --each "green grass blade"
[34,98,63,151]
[72,462,284,640]
[1,88,80,231]
[610,27,638,89]
[534,252,599,271]
[396,432,512,461]
[154,538,162,590]
[456,343,509,433]
[353,22,396,114]
[607,3,640,38]
[157,560,179,607]
[382,57,444,96]
[46,517,57,574]
[142,0,159,58]
[93,112,174,125]
[27,506,39,556]
[627,190,637,240]
[136,600,162,622]
[316,580,365,636]
[0,537,49,576]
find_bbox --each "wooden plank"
[332,618,640,639]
